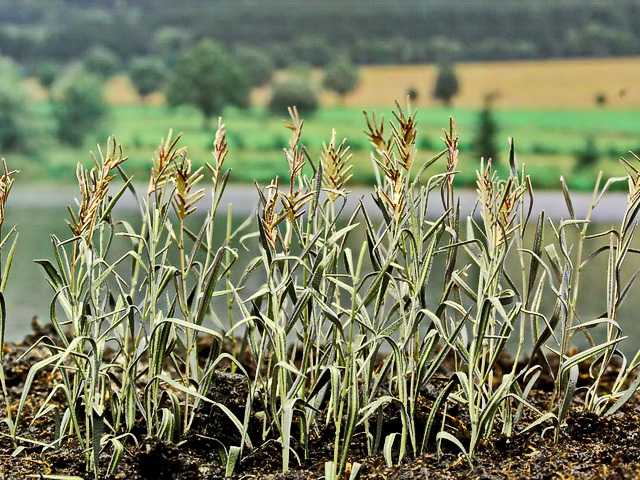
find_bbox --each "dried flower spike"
[210,117,229,188]
[148,130,184,195]
[391,102,417,171]
[363,111,388,153]
[260,178,280,250]
[71,137,126,240]
[0,159,18,227]
[321,129,352,201]
[172,155,205,220]
[476,159,525,247]
[284,106,305,188]
[366,106,407,223]
[444,117,459,185]
[280,106,312,221]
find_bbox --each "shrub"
[322,56,359,101]
[432,62,460,105]
[566,22,637,56]
[288,62,313,78]
[33,61,59,89]
[574,136,599,171]
[235,46,274,87]
[154,27,191,52]
[474,93,499,162]
[292,35,333,66]
[467,38,538,61]
[153,26,192,66]
[595,92,607,107]
[268,76,319,116]
[530,142,559,155]
[166,39,249,128]
[351,37,415,64]
[406,86,419,102]
[51,67,107,146]
[0,57,33,151]
[83,45,121,78]
[129,56,167,97]
[269,43,292,68]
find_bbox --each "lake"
[3,186,640,355]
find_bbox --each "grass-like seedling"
[3,103,640,478]
[0,160,18,443]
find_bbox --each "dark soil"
[1,321,639,479]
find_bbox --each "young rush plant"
[4,103,640,478]
[14,127,249,478]
[0,160,18,441]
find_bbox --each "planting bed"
[1,105,640,480]
[1,322,639,480]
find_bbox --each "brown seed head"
[321,129,352,201]
[391,102,417,171]
[148,130,184,196]
[261,179,280,250]
[284,106,305,188]
[0,159,17,228]
[363,111,388,153]
[71,138,126,241]
[444,117,459,185]
[210,118,229,188]
[172,155,204,220]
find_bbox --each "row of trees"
[164,42,365,124]
[0,39,367,150]
[107,39,460,116]
[31,42,365,111]
[2,33,469,153]
[9,36,578,174]
[1,1,639,66]
[0,56,107,150]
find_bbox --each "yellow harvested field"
[340,57,640,108]
[29,57,640,110]
[26,74,166,105]
[252,57,640,109]
[104,75,165,106]
[23,77,48,101]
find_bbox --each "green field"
[16,103,640,190]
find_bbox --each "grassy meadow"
[18,103,640,189]
[16,56,640,190]
[5,101,640,478]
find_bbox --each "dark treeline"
[1,0,640,67]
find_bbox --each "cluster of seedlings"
[1,103,640,479]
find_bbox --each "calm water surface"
[4,201,640,354]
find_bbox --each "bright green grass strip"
[15,103,640,188]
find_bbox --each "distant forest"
[1,0,640,66]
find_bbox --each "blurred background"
[1,0,639,187]
[1,0,640,337]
